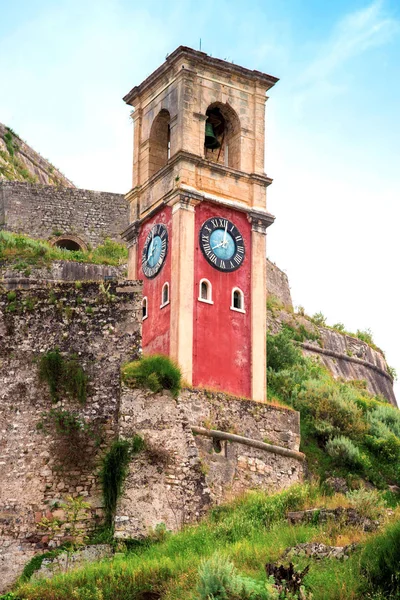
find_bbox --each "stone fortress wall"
[0,280,142,590]
[0,181,129,249]
[0,279,303,591]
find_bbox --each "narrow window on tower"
[167,124,171,160]
[161,282,170,308]
[231,288,245,313]
[198,278,213,304]
[142,297,148,320]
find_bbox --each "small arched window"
[142,297,148,320]
[198,278,213,304]
[161,282,170,308]
[231,288,245,313]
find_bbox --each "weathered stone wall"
[268,309,397,406]
[116,387,304,539]
[0,123,74,187]
[0,280,142,591]
[267,259,292,308]
[0,181,129,248]
[1,260,126,288]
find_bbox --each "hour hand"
[212,241,224,250]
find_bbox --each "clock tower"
[122,47,277,402]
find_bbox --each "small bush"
[39,348,64,401]
[311,312,326,326]
[346,488,387,520]
[361,520,400,595]
[356,328,375,346]
[197,554,272,600]
[122,355,182,397]
[326,436,363,469]
[267,330,303,372]
[38,349,87,404]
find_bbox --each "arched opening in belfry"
[149,109,171,178]
[204,103,241,170]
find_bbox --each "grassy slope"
[0,231,128,270]
[14,484,399,600]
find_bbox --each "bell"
[205,122,220,149]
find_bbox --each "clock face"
[199,217,245,272]
[142,223,168,279]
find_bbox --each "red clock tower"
[122,47,277,402]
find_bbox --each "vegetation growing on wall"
[99,436,145,529]
[267,331,400,488]
[0,231,128,269]
[39,348,88,404]
[122,355,182,397]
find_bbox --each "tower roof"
[123,46,279,106]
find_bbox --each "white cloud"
[294,0,399,110]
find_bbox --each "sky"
[0,0,399,400]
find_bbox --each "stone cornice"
[124,150,272,204]
[123,46,279,106]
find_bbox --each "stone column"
[121,221,140,280]
[249,212,274,402]
[169,195,199,384]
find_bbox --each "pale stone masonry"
[0,181,129,249]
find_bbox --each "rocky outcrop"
[267,259,292,308]
[287,507,379,532]
[283,542,357,561]
[0,123,74,187]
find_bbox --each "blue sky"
[1,0,399,399]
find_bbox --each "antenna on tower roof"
[199,38,202,51]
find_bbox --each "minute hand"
[222,222,228,247]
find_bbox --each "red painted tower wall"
[193,202,252,398]
[137,206,172,356]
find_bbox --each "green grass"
[122,355,182,397]
[0,231,128,268]
[13,483,400,599]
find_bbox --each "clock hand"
[222,221,228,247]
[212,241,225,250]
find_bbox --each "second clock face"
[200,217,245,272]
[142,223,168,279]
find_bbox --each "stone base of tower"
[115,387,304,538]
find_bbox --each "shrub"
[361,520,400,595]
[295,380,367,439]
[122,355,182,397]
[356,328,375,346]
[368,404,400,438]
[346,488,387,520]
[267,329,303,372]
[39,348,64,401]
[311,312,326,326]
[326,436,363,469]
[38,349,88,404]
[197,554,273,600]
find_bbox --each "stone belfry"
[122,46,277,402]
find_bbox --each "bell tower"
[122,47,278,402]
